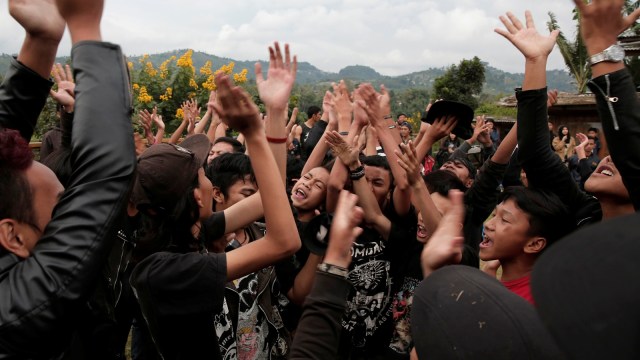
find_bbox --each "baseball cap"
[131,134,211,211]
[411,265,563,359]
[422,100,474,140]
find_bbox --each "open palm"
[495,11,559,60]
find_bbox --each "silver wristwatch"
[589,44,625,65]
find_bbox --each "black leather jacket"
[0,42,135,358]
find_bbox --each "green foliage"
[547,11,591,93]
[391,88,430,118]
[32,97,59,141]
[432,56,485,109]
[475,102,517,119]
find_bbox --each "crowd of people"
[1,0,639,359]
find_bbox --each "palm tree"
[547,10,590,93]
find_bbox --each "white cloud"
[0,0,580,75]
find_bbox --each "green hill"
[0,50,577,95]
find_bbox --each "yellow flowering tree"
[129,49,249,135]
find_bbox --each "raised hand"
[325,130,360,169]
[322,91,339,132]
[379,84,391,118]
[151,107,165,130]
[473,115,492,146]
[425,115,457,143]
[323,190,364,269]
[575,0,640,54]
[333,80,354,121]
[495,11,559,61]
[50,63,75,112]
[421,190,466,277]
[10,0,65,43]
[574,132,589,159]
[396,141,422,186]
[210,74,262,137]
[356,83,382,127]
[255,42,297,111]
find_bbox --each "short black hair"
[445,156,476,179]
[587,127,599,133]
[206,152,255,197]
[423,171,466,196]
[307,106,321,118]
[212,136,245,153]
[361,155,394,187]
[397,113,407,118]
[498,187,573,249]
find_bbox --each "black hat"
[301,212,333,255]
[532,213,640,359]
[132,134,211,211]
[422,100,474,140]
[411,265,563,359]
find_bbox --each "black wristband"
[339,131,349,136]
[349,165,365,180]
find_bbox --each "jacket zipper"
[589,74,620,130]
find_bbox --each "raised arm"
[290,191,364,360]
[256,42,297,183]
[578,0,640,209]
[326,130,391,239]
[210,74,300,281]
[302,91,338,174]
[0,0,65,140]
[497,11,590,214]
[396,141,441,240]
[359,84,412,216]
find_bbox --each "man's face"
[207,142,234,164]
[399,125,410,138]
[440,161,471,188]
[9,162,64,257]
[216,175,257,211]
[587,130,597,138]
[584,156,630,201]
[397,115,407,122]
[585,139,595,154]
[486,121,494,130]
[364,165,392,208]
[480,198,538,262]
[291,167,330,212]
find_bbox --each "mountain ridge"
[0,50,577,94]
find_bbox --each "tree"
[432,56,485,109]
[547,10,590,93]
[549,1,640,92]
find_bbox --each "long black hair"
[557,126,571,144]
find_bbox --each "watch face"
[608,45,626,61]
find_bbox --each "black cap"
[422,100,474,140]
[411,265,563,359]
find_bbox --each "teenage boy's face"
[480,198,537,261]
[291,167,329,211]
[364,165,392,208]
[219,176,257,210]
[584,156,630,200]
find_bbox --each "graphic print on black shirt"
[342,229,395,349]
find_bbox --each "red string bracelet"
[266,135,288,144]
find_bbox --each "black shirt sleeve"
[289,272,352,360]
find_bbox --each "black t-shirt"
[338,220,415,358]
[130,251,227,359]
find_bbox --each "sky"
[0,0,578,76]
